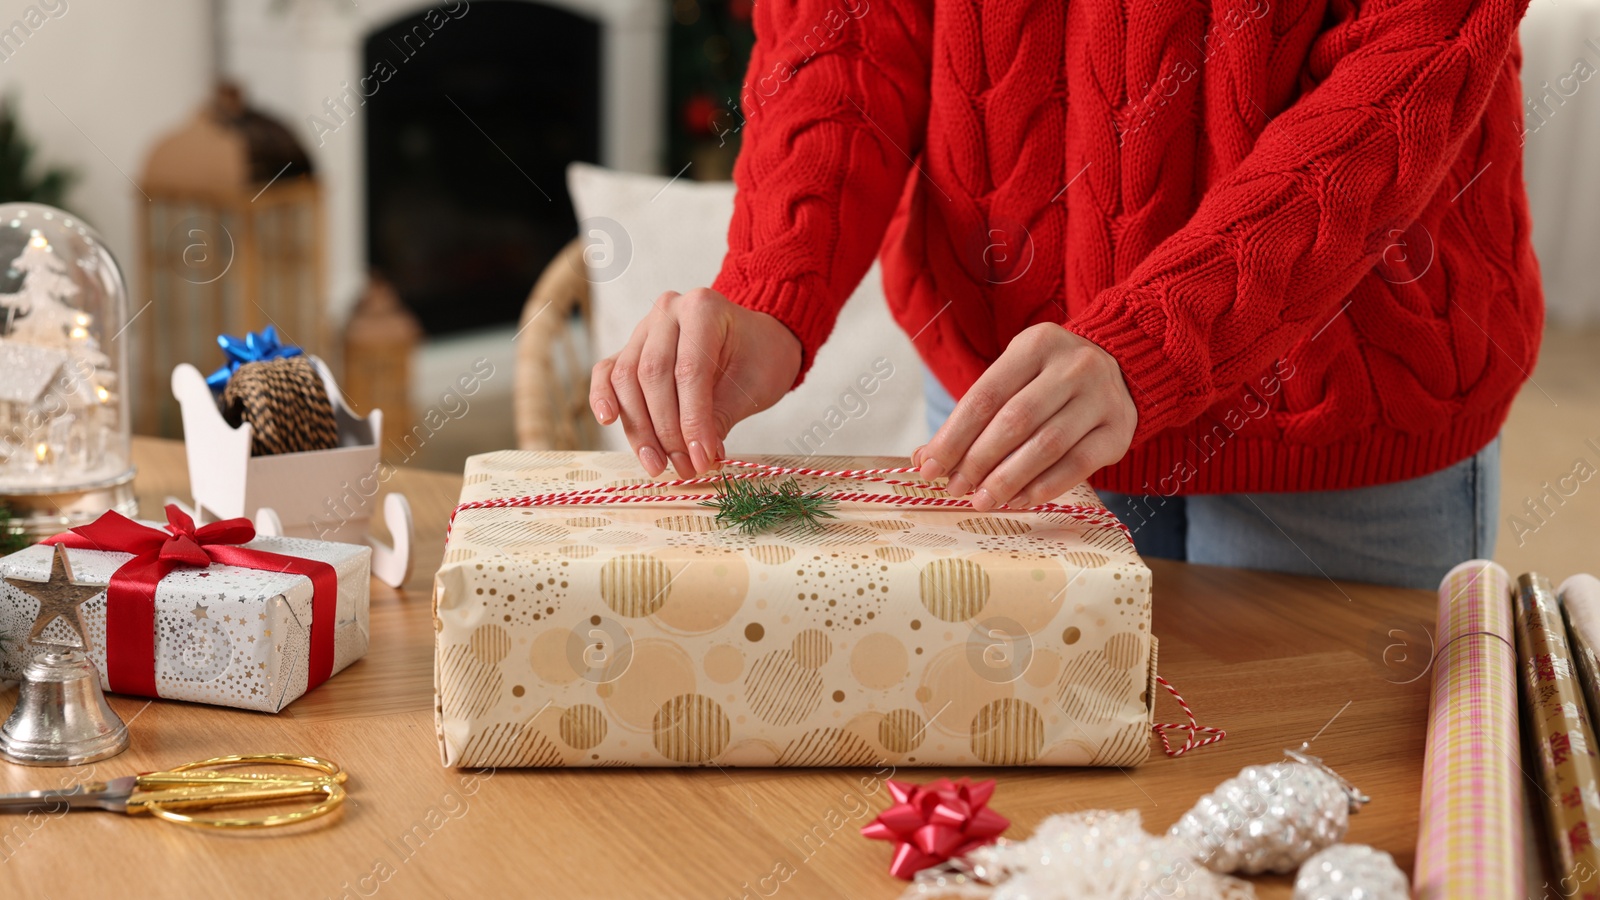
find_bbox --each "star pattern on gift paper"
[861,778,1010,879]
[191,603,209,619]
[5,544,103,652]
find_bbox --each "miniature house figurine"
[0,344,69,440]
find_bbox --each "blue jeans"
[924,369,1500,589]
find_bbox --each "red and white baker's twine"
[1152,675,1227,757]
[447,459,1131,541]
[447,459,1225,759]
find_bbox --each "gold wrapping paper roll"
[1562,574,1600,744]
[1515,572,1600,888]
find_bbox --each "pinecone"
[1167,746,1366,875]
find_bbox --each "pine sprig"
[698,474,838,536]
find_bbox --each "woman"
[591,0,1542,590]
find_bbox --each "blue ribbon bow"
[205,326,304,392]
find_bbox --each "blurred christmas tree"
[668,0,755,180]
[0,94,76,206]
[0,506,27,555]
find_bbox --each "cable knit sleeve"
[1066,0,1531,444]
[711,0,932,383]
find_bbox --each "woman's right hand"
[591,287,802,479]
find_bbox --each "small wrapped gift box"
[0,508,370,712]
[435,452,1156,768]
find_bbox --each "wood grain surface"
[0,439,1436,900]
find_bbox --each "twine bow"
[1151,675,1228,757]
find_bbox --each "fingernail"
[921,457,945,479]
[911,445,926,466]
[689,440,709,473]
[971,488,996,511]
[639,446,665,476]
[669,452,693,478]
[594,399,615,423]
[946,474,970,497]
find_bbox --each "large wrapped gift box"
[0,528,370,713]
[435,452,1156,767]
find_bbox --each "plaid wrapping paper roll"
[1518,572,1600,894]
[1414,560,1523,899]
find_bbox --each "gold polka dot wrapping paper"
[434,452,1157,768]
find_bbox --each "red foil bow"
[42,505,338,698]
[861,778,1010,879]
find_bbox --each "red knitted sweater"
[712,0,1542,495]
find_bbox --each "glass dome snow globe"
[0,203,136,540]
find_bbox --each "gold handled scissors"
[0,753,347,830]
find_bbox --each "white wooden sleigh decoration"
[170,359,414,588]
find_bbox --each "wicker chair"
[515,229,928,458]
[514,238,599,451]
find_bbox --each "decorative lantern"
[135,83,324,437]
[343,277,422,461]
[0,203,136,539]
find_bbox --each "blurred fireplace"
[223,0,666,338]
[363,2,600,335]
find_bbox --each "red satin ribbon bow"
[860,778,1010,879]
[43,505,338,698]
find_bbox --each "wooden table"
[0,438,1436,899]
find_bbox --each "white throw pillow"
[567,162,928,459]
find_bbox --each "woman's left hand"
[915,323,1138,511]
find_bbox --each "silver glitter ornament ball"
[1292,844,1407,900]
[906,810,1257,900]
[1167,747,1366,875]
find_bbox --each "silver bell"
[0,543,129,766]
[0,646,128,766]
